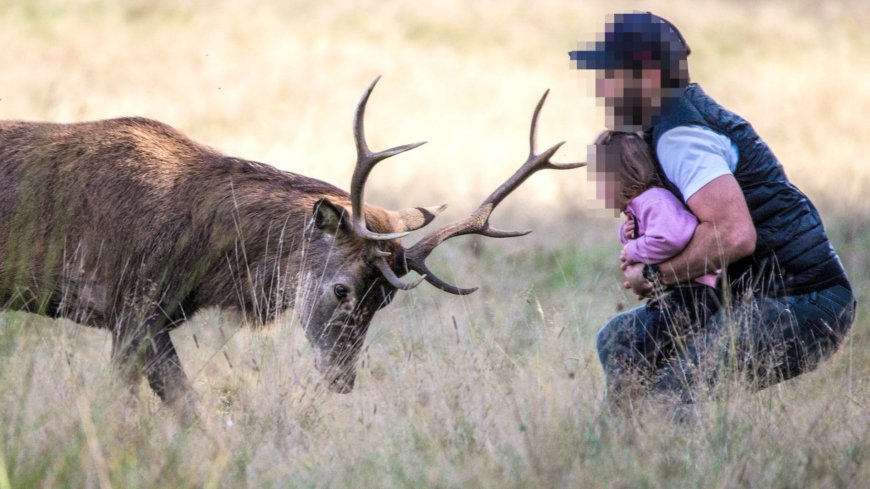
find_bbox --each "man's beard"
[606,90,661,132]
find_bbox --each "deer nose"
[313,347,356,393]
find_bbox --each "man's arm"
[623,174,756,293]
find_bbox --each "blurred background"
[1,1,869,487]
[3,0,868,216]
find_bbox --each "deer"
[0,77,583,409]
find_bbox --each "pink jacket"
[619,187,718,288]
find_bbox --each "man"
[570,12,856,408]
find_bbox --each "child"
[589,130,720,382]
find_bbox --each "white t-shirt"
[655,125,740,201]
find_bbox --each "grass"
[1,0,869,487]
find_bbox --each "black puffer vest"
[647,83,849,296]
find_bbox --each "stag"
[0,77,582,407]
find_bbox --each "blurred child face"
[586,143,627,213]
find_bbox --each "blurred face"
[586,143,627,213]
[595,68,664,131]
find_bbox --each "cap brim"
[569,50,617,70]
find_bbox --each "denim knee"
[595,322,615,367]
[596,306,646,369]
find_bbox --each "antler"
[401,90,586,295]
[350,76,427,241]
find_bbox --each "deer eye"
[333,284,349,301]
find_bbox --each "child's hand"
[622,216,636,241]
[621,262,652,299]
[620,247,639,265]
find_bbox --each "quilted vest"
[648,83,849,296]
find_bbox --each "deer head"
[296,77,584,392]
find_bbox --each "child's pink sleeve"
[622,191,698,264]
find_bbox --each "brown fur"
[0,117,407,405]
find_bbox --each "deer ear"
[313,198,350,237]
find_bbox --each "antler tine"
[351,76,427,241]
[530,90,587,171]
[402,90,584,295]
[481,90,585,211]
[529,89,548,156]
[373,256,427,290]
[403,257,479,295]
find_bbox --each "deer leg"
[142,328,194,407]
[111,307,195,410]
[111,324,146,396]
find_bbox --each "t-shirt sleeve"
[655,125,737,201]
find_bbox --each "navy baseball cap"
[569,12,690,71]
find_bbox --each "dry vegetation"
[1,0,868,487]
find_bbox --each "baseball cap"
[569,12,691,71]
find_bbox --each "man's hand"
[621,261,652,299]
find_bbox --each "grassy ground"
[1,1,869,487]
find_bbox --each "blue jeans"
[596,284,856,406]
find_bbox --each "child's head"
[587,130,661,211]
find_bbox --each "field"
[1,0,869,487]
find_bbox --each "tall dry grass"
[0,1,868,487]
